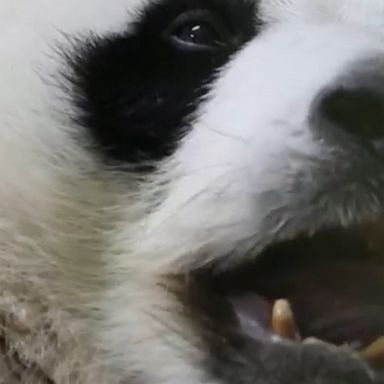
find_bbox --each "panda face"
[3,0,384,383]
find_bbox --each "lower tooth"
[303,337,330,346]
[360,337,384,363]
[271,299,300,341]
[271,300,384,365]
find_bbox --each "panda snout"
[312,58,384,152]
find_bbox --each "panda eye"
[166,10,231,50]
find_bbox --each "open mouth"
[184,221,384,368]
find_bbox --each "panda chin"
[183,221,384,370]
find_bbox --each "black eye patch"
[65,0,260,169]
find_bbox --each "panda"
[0,0,384,383]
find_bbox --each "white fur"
[0,1,384,383]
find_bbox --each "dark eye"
[166,10,231,50]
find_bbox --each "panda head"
[3,0,384,383]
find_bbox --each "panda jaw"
[177,222,384,369]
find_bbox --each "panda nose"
[314,70,384,144]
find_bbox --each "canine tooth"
[303,337,329,345]
[360,337,384,362]
[272,299,300,340]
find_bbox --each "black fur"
[68,0,258,166]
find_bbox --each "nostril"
[316,82,384,143]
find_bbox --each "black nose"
[314,71,384,143]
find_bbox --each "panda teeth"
[360,337,384,363]
[271,299,301,341]
[271,299,384,364]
